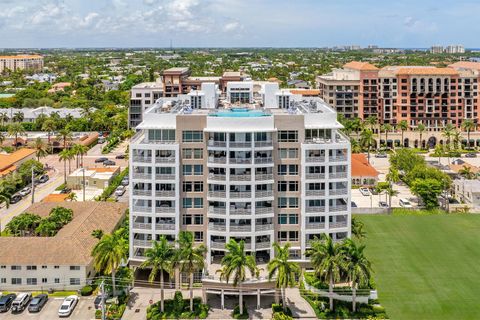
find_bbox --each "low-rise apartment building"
[0,55,43,73]
[129,80,351,271]
[452,179,480,209]
[0,148,36,177]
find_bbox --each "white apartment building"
[0,55,43,73]
[129,81,164,128]
[129,81,351,271]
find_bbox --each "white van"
[399,198,412,208]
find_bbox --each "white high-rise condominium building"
[128,81,351,273]
[445,45,465,54]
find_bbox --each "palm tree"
[351,117,363,140]
[398,120,408,147]
[442,124,455,164]
[462,119,475,149]
[351,217,366,239]
[416,123,426,149]
[41,119,56,151]
[58,149,70,184]
[34,137,48,161]
[66,192,77,201]
[65,149,75,174]
[12,111,24,123]
[140,237,175,312]
[7,123,25,150]
[72,144,88,168]
[57,129,72,150]
[217,239,259,315]
[0,112,9,127]
[309,235,344,311]
[91,230,128,296]
[380,123,393,149]
[452,130,462,151]
[360,128,375,163]
[365,116,377,132]
[386,167,400,186]
[459,165,476,180]
[267,242,301,310]
[0,132,5,147]
[341,239,372,312]
[174,231,207,311]
[385,186,399,209]
[350,138,362,154]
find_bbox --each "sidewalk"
[285,288,317,319]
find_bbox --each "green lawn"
[357,214,480,320]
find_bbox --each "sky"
[0,0,479,48]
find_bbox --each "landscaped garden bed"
[146,291,209,319]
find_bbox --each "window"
[11,266,21,270]
[54,266,59,269]
[183,148,203,159]
[70,266,81,271]
[277,181,299,192]
[0,265,5,269]
[55,278,60,284]
[183,165,203,176]
[289,231,299,241]
[194,231,204,242]
[70,278,80,286]
[0,278,5,284]
[42,266,47,269]
[278,231,299,242]
[289,214,298,224]
[182,131,203,142]
[148,129,175,142]
[278,131,298,142]
[27,278,37,285]
[278,197,299,208]
[183,181,203,193]
[27,265,37,270]
[11,278,22,285]
[42,278,47,284]
[182,214,203,225]
[182,198,203,209]
[278,165,298,175]
[278,214,298,224]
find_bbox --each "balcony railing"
[306,190,326,197]
[230,158,252,164]
[255,190,274,198]
[132,222,151,230]
[230,208,251,215]
[208,157,227,164]
[155,191,175,197]
[208,191,227,198]
[208,141,227,148]
[155,157,176,163]
[211,241,226,249]
[155,207,175,214]
[306,222,326,230]
[133,190,152,197]
[329,172,348,179]
[306,173,325,180]
[230,191,251,198]
[254,157,273,165]
[132,206,152,213]
[255,207,274,215]
[132,156,152,163]
[230,225,252,232]
[254,141,273,148]
[230,141,252,148]
[230,174,252,181]
[255,224,273,231]
[133,239,152,247]
[330,221,348,228]
[209,224,226,231]
[155,174,176,180]
[256,241,271,249]
[208,174,226,181]
[209,207,227,215]
[330,155,348,162]
[155,223,176,230]
[305,206,326,213]
[330,189,348,196]
[244,243,252,250]
[132,173,151,179]
[330,205,348,212]
[255,174,273,181]
[306,156,325,163]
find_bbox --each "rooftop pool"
[211,108,269,117]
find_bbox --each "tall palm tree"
[57,129,73,150]
[398,120,408,147]
[385,186,399,209]
[380,123,393,149]
[386,167,400,186]
[91,230,128,296]
[416,123,426,149]
[341,239,372,312]
[350,138,362,154]
[217,239,259,315]
[309,235,344,311]
[34,137,48,162]
[442,124,455,164]
[7,123,25,150]
[360,128,375,163]
[267,242,301,310]
[351,117,363,140]
[365,116,377,132]
[174,231,207,311]
[459,165,476,180]
[461,119,475,149]
[140,237,175,313]
[72,144,88,168]
[0,132,5,147]
[0,112,9,127]
[12,111,24,123]
[58,149,70,184]
[41,119,56,151]
[351,217,366,239]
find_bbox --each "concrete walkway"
[285,288,317,319]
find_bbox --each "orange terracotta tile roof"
[449,61,480,71]
[0,165,17,177]
[290,89,320,96]
[78,132,99,146]
[90,166,120,173]
[351,154,380,177]
[395,67,458,75]
[0,148,36,171]
[42,193,70,203]
[344,61,379,71]
[0,55,43,59]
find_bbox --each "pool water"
[212,108,269,117]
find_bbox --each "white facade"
[129,81,164,128]
[227,81,253,104]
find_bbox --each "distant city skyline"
[0,0,479,48]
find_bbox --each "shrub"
[80,285,93,296]
[97,168,129,201]
[232,303,249,319]
[95,309,102,319]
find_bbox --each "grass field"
[357,214,480,320]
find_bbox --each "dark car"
[103,160,116,166]
[351,201,357,208]
[60,187,72,194]
[38,175,49,183]
[0,294,16,312]
[10,194,22,204]
[95,157,108,163]
[115,154,126,159]
[94,293,111,309]
[465,153,477,158]
[28,294,48,313]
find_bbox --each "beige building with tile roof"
[0,202,127,291]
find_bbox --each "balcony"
[330,205,348,212]
[208,224,226,232]
[208,174,226,181]
[255,190,274,198]
[255,174,273,181]
[254,157,273,165]
[254,141,273,148]
[155,157,176,164]
[208,157,227,164]
[208,141,227,148]
[330,221,348,228]
[306,173,325,180]
[155,191,175,197]
[330,155,348,162]
[256,241,271,249]
[133,239,152,247]
[255,224,273,231]
[306,156,325,163]
[230,158,252,165]
[305,206,326,213]
[230,208,252,215]
[230,225,252,232]
[230,174,252,181]
[306,190,326,197]
[155,223,176,231]
[255,207,274,215]
[229,141,252,148]
[211,241,226,249]
[155,174,176,180]
[132,173,151,180]
[132,206,152,213]
[230,191,251,199]
[329,172,348,179]
[132,222,151,230]
[132,156,152,163]
[306,222,326,230]
[209,207,226,215]
[208,191,227,198]
[330,189,348,196]
[133,190,152,197]
[155,207,175,214]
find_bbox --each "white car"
[359,188,371,196]
[399,198,413,208]
[58,295,78,317]
[19,187,31,197]
[114,186,125,196]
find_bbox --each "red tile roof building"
[351,154,379,186]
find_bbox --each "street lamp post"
[31,166,35,204]
[82,167,86,202]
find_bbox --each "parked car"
[115,154,126,159]
[19,187,31,197]
[0,294,16,312]
[28,294,48,313]
[60,187,72,194]
[359,188,371,196]
[370,188,379,195]
[58,295,78,317]
[465,153,477,158]
[375,153,388,158]
[351,201,357,208]
[38,174,49,183]
[10,194,22,204]
[94,293,112,309]
[115,186,125,196]
[379,201,389,208]
[95,157,108,163]
[121,178,129,186]
[11,293,32,313]
[399,198,413,208]
[103,160,116,166]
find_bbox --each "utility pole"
[31,166,35,204]
[82,167,86,202]
[101,280,106,320]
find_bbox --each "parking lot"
[0,296,95,320]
